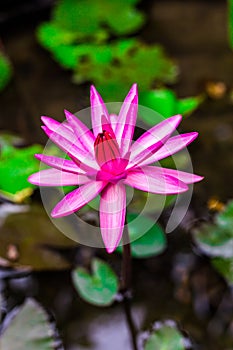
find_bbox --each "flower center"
[94,130,120,167]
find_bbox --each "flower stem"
[121,221,138,350]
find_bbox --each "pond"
[0,1,233,349]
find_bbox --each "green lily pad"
[0,144,43,203]
[0,299,58,350]
[194,200,233,258]
[0,204,78,270]
[144,322,186,350]
[0,52,12,92]
[72,258,119,306]
[139,88,201,123]
[117,213,166,258]
[212,257,233,284]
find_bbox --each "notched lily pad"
[72,258,118,306]
[117,213,167,258]
[0,299,60,350]
[0,204,78,270]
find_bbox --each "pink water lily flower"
[28,84,203,253]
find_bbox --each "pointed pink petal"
[128,115,182,168]
[51,181,106,218]
[41,116,78,144]
[139,132,199,167]
[64,109,95,153]
[35,154,86,174]
[109,114,118,132]
[124,167,188,194]
[100,183,126,253]
[137,166,204,185]
[28,168,90,186]
[115,84,138,154]
[90,85,109,137]
[42,126,98,171]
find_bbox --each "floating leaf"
[212,257,233,284]
[72,258,118,306]
[0,204,78,270]
[193,200,233,258]
[0,144,43,202]
[117,213,166,258]
[144,322,186,350]
[139,89,201,123]
[0,299,59,350]
[0,52,12,91]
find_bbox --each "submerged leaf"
[72,258,118,306]
[0,204,77,270]
[0,299,58,350]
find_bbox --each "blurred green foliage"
[139,89,202,123]
[37,0,178,101]
[0,52,12,91]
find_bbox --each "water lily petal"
[90,85,109,137]
[115,84,138,154]
[124,167,188,194]
[128,115,182,168]
[100,183,126,253]
[138,166,204,184]
[139,132,199,167]
[51,181,106,218]
[64,109,95,153]
[42,126,98,171]
[109,114,118,132]
[28,168,90,186]
[41,116,78,144]
[35,154,86,174]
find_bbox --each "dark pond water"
[0,1,233,349]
